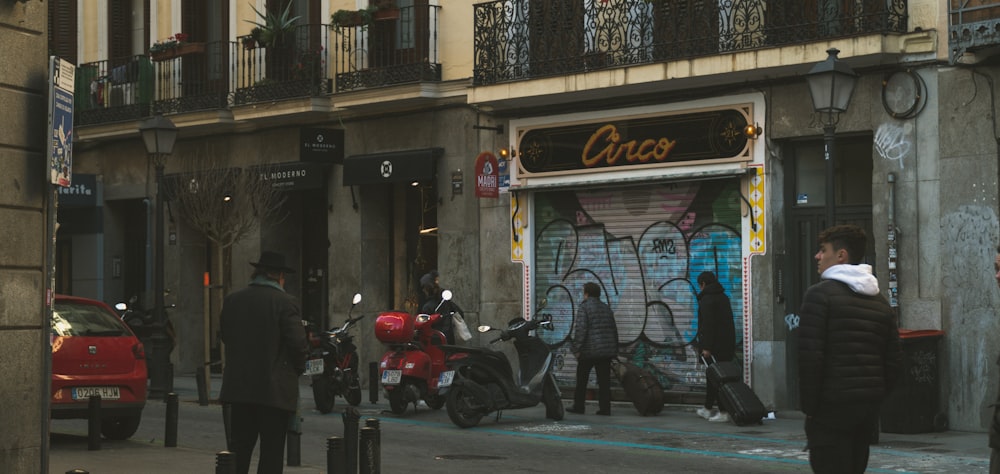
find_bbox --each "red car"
[50,294,148,440]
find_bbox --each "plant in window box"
[149,33,205,61]
[331,6,376,30]
[291,46,325,84]
[372,0,399,21]
[242,27,263,50]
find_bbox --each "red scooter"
[375,290,457,415]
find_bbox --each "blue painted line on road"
[378,417,917,474]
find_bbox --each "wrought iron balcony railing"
[949,0,1000,63]
[330,4,441,92]
[76,6,442,126]
[473,0,908,86]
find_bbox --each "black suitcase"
[718,381,767,426]
[611,359,665,416]
[703,357,741,387]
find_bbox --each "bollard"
[369,362,378,403]
[222,403,233,451]
[196,369,209,406]
[165,392,178,447]
[215,450,236,474]
[87,395,101,451]
[342,407,361,474]
[365,417,381,467]
[286,430,301,467]
[65,470,89,474]
[326,436,345,474]
[359,426,379,474]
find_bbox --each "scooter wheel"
[312,376,336,414]
[424,393,445,410]
[446,385,484,428]
[388,389,408,415]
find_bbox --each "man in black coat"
[798,225,902,474]
[219,251,308,474]
[567,282,619,416]
[695,271,736,423]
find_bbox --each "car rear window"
[52,302,129,337]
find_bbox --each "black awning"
[343,147,443,186]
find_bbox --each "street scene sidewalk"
[48,374,992,474]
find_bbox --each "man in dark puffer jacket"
[568,282,619,416]
[798,224,902,474]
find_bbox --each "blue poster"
[49,57,75,187]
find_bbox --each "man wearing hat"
[219,250,307,474]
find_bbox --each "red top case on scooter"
[375,311,415,344]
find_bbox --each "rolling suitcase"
[702,356,741,388]
[611,358,665,416]
[718,381,767,426]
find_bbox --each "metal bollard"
[365,417,381,465]
[215,450,236,474]
[369,362,378,403]
[222,403,233,451]
[342,407,361,474]
[359,426,379,474]
[326,436,345,474]
[87,395,101,451]
[286,430,301,466]
[165,392,178,447]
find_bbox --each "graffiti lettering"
[874,122,912,169]
[581,124,677,168]
[784,313,799,331]
[651,238,676,255]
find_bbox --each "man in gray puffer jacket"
[568,282,619,416]
[798,225,902,474]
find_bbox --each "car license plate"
[304,358,324,376]
[381,369,402,385]
[438,370,455,388]
[72,386,120,400]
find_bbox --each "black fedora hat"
[250,251,296,274]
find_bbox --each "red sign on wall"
[474,151,499,199]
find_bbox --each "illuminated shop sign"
[516,107,752,177]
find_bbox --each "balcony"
[473,0,908,86]
[75,4,442,127]
[950,0,1000,63]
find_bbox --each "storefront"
[507,94,767,394]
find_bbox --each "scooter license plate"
[381,369,402,385]
[304,358,324,376]
[438,370,455,388]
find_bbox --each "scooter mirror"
[442,290,453,301]
[537,298,548,310]
[477,325,492,333]
[352,293,362,305]
[115,302,127,311]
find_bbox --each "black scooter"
[304,293,364,414]
[439,300,564,428]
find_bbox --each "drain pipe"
[887,172,899,321]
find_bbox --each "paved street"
[48,375,991,473]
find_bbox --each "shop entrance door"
[783,136,874,409]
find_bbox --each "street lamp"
[139,114,177,399]
[806,47,858,227]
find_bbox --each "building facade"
[53,0,1000,435]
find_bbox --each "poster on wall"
[474,151,499,198]
[48,56,75,187]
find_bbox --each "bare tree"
[169,156,287,388]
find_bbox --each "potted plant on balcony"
[245,1,300,49]
[373,0,400,21]
[331,6,376,30]
[242,27,263,50]
[149,33,205,61]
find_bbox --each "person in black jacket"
[219,251,308,474]
[798,225,902,474]
[567,282,619,416]
[694,271,736,423]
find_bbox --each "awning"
[343,148,443,186]
[509,164,753,191]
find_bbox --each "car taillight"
[132,342,146,360]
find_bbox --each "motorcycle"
[438,299,564,428]
[375,290,457,415]
[304,293,364,414]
